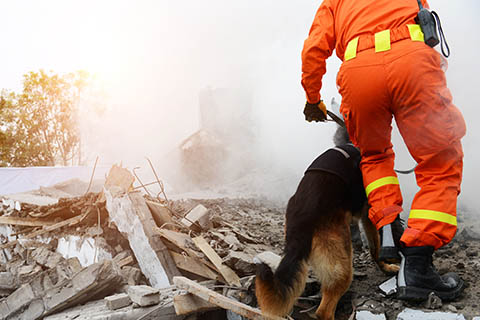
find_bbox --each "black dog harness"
[305,144,366,211]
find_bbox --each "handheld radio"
[415,0,450,57]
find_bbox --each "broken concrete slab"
[224,251,256,276]
[146,200,174,227]
[0,272,16,290]
[44,298,183,320]
[180,204,211,229]
[252,251,281,272]
[1,259,123,320]
[105,293,132,310]
[105,175,181,286]
[128,285,160,307]
[396,308,466,320]
[121,266,143,286]
[31,247,64,269]
[356,310,386,320]
[379,276,397,296]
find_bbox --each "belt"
[344,24,425,61]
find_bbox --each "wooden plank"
[118,255,135,268]
[173,277,286,320]
[156,228,219,274]
[0,211,88,250]
[173,293,218,315]
[0,216,54,227]
[146,200,174,227]
[192,236,241,287]
[169,251,218,281]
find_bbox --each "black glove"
[304,101,327,122]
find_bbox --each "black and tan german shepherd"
[255,126,398,320]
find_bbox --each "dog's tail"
[255,244,309,317]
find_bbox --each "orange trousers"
[337,39,466,249]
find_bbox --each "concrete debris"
[425,292,443,310]
[180,204,211,229]
[252,251,281,272]
[0,259,123,319]
[105,293,132,310]
[1,165,479,319]
[356,310,387,319]
[127,285,160,307]
[396,308,466,320]
[379,276,397,296]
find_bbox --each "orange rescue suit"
[301,0,466,249]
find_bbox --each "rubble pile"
[1,165,480,319]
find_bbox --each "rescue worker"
[301,0,466,301]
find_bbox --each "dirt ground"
[174,197,480,319]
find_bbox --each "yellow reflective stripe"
[407,24,424,42]
[365,176,399,197]
[409,209,457,226]
[375,29,391,52]
[344,37,359,61]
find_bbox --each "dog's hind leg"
[309,222,353,320]
[361,211,399,274]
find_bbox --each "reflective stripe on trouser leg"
[400,142,463,249]
[361,149,403,229]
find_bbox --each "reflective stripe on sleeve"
[409,209,457,226]
[365,176,399,197]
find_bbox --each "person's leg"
[337,52,403,232]
[387,41,466,301]
[337,51,404,261]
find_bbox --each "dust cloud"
[2,1,478,208]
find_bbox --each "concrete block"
[397,308,466,320]
[128,285,160,307]
[181,204,211,229]
[356,310,386,320]
[5,283,35,315]
[253,251,281,272]
[104,293,132,310]
[0,272,16,290]
[224,251,255,276]
[379,276,397,296]
[22,299,45,320]
[56,257,82,282]
[121,266,142,286]
[0,300,10,318]
[31,247,64,269]
[17,264,43,284]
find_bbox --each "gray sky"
[1,1,479,207]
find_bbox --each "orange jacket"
[301,0,429,104]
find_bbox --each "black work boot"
[397,246,465,301]
[378,215,404,262]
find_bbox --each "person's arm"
[301,0,336,104]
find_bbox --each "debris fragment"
[127,285,160,307]
[104,293,132,310]
[378,276,397,296]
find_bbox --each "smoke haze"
[1,1,479,207]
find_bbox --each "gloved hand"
[304,100,327,122]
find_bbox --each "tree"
[1,70,90,167]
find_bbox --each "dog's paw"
[378,261,400,275]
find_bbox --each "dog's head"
[333,125,351,147]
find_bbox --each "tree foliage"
[0,70,90,167]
